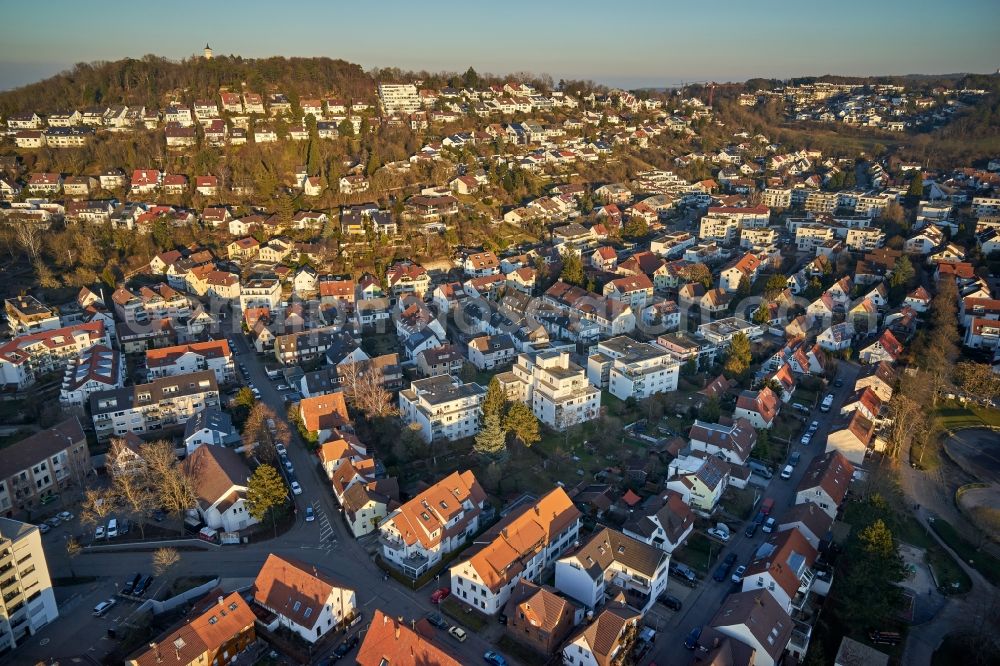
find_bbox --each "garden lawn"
[928,517,1000,587]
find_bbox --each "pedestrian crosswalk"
[314,501,338,554]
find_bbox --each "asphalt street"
[13,330,507,666]
[644,361,861,665]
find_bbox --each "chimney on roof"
[149,642,161,663]
[217,595,224,606]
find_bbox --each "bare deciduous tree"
[152,546,180,575]
[80,486,118,531]
[15,223,44,261]
[340,361,395,418]
[142,440,195,522]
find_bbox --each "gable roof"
[356,609,462,666]
[796,450,854,505]
[710,589,793,663]
[746,527,818,599]
[253,554,350,629]
[184,445,250,510]
[567,602,639,661]
[299,392,350,432]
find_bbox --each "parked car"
[448,626,467,642]
[106,518,118,538]
[290,481,303,495]
[282,456,294,472]
[427,613,448,629]
[275,442,287,456]
[276,384,290,391]
[744,522,759,538]
[123,572,142,595]
[152,509,166,522]
[809,420,819,432]
[731,565,747,583]
[762,517,777,533]
[332,634,359,660]
[134,575,154,596]
[707,526,730,542]
[95,525,105,539]
[659,594,683,611]
[669,561,698,583]
[780,465,794,480]
[57,511,73,522]
[45,517,61,528]
[93,599,116,617]
[305,506,314,522]
[800,432,812,445]
[430,588,450,604]
[484,651,507,666]
[37,523,51,534]
[789,452,801,466]
[684,627,702,650]
[820,394,834,412]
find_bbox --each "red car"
[430,587,450,604]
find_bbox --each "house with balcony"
[4,297,60,335]
[502,580,581,657]
[499,350,600,431]
[449,487,580,615]
[89,370,219,441]
[687,417,757,465]
[586,336,679,400]
[742,527,821,614]
[184,444,258,533]
[778,501,834,551]
[399,375,485,443]
[378,470,487,578]
[0,517,60,652]
[0,321,111,391]
[825,411,875,467]
[603,274,654,311]
[665,453,730,514]
[555,527,668,615]
[734,386,781,429]
[386,261,431,299]
[467,334,516,370]
[239,274,281,311]
[145,340,234,384]
[59,345,124,410]
[0,418,91,517]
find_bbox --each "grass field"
[928,517,1000,588]
[934,401,1000,430]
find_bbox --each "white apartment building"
[378,83,421,115]
[0,321,110,391]
[760,188,792,209]
[111,284,191,324]
[239,275,282,311]
[0,519,59,652]
[378,470,487,578]
[844,227,885,251]
[555,527,669,616]
[587,336,679,401]
[499,351,600,431]
[449,487,580,615]
[740,226,777,250]
[972,196,1000,219]
[398,375,486,443]
[89,370,220,441]
[58,345,125,410]
[795,224,835,252]
[699,215,741,244]
[145,340,234,384]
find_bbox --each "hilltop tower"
[203,44,213,60]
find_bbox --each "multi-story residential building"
[386,261,431,299]
[59,345,124,410]
[972,196,1000,219]
[741,527,820,613]
[0,418,91,517]
[844,227,886,251]
[274,328,347,366]
[252,554,357,643]
[740,226,777,250]
[502,580,580,657]
[126,591,256,666]
[467,334,516,370]
[0,518,59,652]
[603,274,654,310]
[145,340,234,384]
[0,321,110,391]
[699,215,741,244]
[795,223,835,251]
[499,351,601,431]
[688,417,757,465]
[378,470,487,578]
[378,83,421,115]
[555,527,669,616]
[621,489,695,555]
[398,375,485,443]
[804,191,839,214]
[89,370,219,441]
[111,284,190,324]
[239,274,281,311]
[761,187,792,209]
[357,610,462,666]
[449,487,580,615]
[4,296,60,334]
[586,335,679,400]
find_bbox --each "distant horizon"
[2,0,998,92]
[0,56,994,96]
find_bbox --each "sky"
[2,0,999,90]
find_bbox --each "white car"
[448,626,467,642]
[731,565,747,583]
[93,599,117,617]
[800,432,812,445]
[707,527,730,542]
[275,443,287,456]
[95,525,105,539]
[290,481,303,495]
[57,511,74,521]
